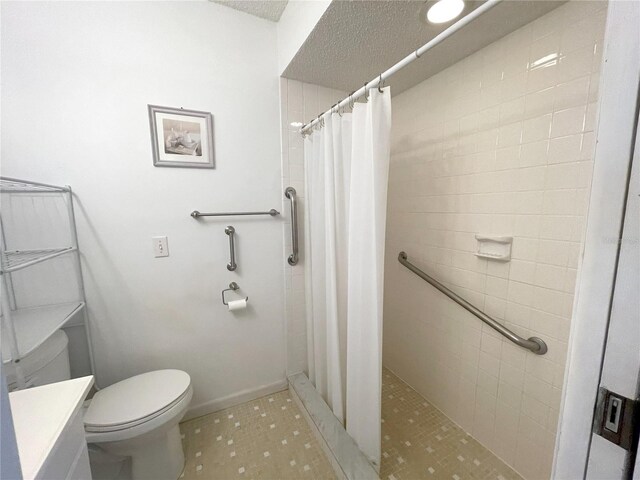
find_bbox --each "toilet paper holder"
[221,282,248,305]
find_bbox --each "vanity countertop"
[9,376,94,479]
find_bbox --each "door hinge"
[593,387,640,452]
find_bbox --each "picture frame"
[148,104,215,168]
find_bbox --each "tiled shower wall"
[383,2,606,479]
[279,79,346,375]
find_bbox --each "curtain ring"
[338,102,343,116]
[348,91,354,110]
[378,74,384,93]
[364,83,369,101]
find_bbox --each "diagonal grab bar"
[398,252,547,355]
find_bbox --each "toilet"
[3,330,193,480]
[84,369,193,480]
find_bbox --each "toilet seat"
[84,370,191,433]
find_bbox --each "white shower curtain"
[303,87,391,468]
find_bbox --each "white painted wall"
[1,1,285,417]
[383,2,606,479]
[277,0,332,75]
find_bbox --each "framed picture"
[148,105,215,168]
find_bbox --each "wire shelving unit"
[2,248,77,273]
[0,177,94,389]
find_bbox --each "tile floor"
[381,368,523,480]
[181,371,523,480]
[180,389,337,479]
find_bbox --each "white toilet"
[3,330,193,480]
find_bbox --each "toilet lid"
[84,370,191,429]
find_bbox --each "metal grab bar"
[191,209,279,218]
[285,187,298,265]
[398,252,547,355]
[225,226,237,271]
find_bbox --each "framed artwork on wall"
[148,105,215,168]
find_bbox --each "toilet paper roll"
[228,298,247,311]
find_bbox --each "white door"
[585,98,640,480]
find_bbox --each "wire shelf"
[1,302,85,362]
[0,177,69,193]
[1,247,76,274]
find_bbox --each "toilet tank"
[3,330,71,391]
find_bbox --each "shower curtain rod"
[300,0,502,135]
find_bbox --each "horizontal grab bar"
[191,209,279,218]
[398,252,547,355]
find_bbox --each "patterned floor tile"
[181,371,521,480]
[381,368,523,480]
[180,390,336,480]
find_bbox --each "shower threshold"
[288,369,523,480]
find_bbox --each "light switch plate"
[152,236,169,257]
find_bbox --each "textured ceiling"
[283,0,565,95]
[211,0,288,22]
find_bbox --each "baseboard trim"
[184,379,288,421]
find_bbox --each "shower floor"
[179,389,336,479]
[381,368,523,480]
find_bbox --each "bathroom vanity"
[9,376,94,480]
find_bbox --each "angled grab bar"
[398,252,547,355]
[285,187,298,265]
[225,226,237,271]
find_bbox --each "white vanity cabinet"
[9,376,94,480]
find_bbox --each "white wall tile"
[281,79,347,378]
[558,45,595,83]
[529,32,560,67]
[525,86,555,120]
[522,114,552,143]
[554,76,590,111]
[519,140,548,168]
[550,105,586,137]
[383,3,604,479]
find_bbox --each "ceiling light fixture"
[426,0,465,24]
